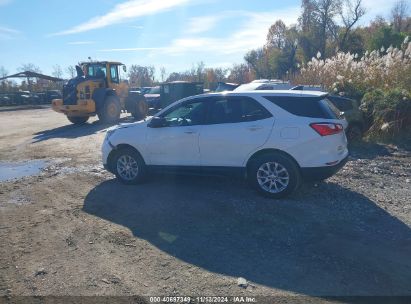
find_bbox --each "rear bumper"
[301,155,349,181]
[51,99,95,116]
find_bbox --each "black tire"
[67,116,89,124]
[248,152,301,199]
[111,147,147,185]
[98,95,121,124]
[346,124,363,142]
[130,95,148,120]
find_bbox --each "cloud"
[67,41,96,45]
[98,7,300,57]
[0,26,20,40]
[129,25,144,30]
[163,7,300,55]
[50,0,190,36]
[0,0,12,6]
[98,47,165,52]
[186,15,221,34]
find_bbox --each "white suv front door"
[200,96,275,167]
[146,99,207,166]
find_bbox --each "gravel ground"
[0,108,410,302]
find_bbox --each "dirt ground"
[0,107,410,301]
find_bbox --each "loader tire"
[98,96,121,124]
[131,95,148,120]
[67,116,89,125]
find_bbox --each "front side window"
[162,99,208,127]
[110,66,119,83]
[87,65,107,78]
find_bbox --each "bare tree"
[339,0,365,50]
[17,63,42,91]
[52,65,63,79]
[18,63,41,73]
[391,0,409,32]
[160,67,167,83]
[66,66,76,78]
[128,65,155,87]
[227,64,254,84]
[0,66,7,78]
[0,66,8,93]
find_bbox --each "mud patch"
[0,160,47,182]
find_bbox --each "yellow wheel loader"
[52,61,148,124]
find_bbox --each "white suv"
[102,90,348,198]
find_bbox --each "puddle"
[0,160,47,182]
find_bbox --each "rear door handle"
[247,125,263,131]
[184,130,197,134]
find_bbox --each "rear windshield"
[264,96,340,119]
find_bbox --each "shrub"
[295,38,411,97]
[294,37,411,141]
[361,89,411,139]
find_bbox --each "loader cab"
[81,61,128,97]
[81,61,125,87]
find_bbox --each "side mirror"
[123,65,127,73]
[148,116,167,128]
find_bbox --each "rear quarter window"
[264,96,339,119]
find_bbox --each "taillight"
[310,123,343,136]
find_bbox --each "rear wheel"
[130,95,148,120]
[248,153,301,199]
[111,147,147,184]
[67,116,89,124]
[98,96,121,124]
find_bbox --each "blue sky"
[0,0,399,78]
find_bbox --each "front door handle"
[184,130,197,134]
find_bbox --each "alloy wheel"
[117,155,139,181]
[257,162,290,194]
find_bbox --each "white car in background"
[102,90,348,198]
[234,80,292,91]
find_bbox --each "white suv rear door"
[200,96,275,167]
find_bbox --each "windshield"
[86,64,107,78]
[148,86,160,94]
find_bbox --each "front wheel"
[67,116,89,124]
[248,153,301,199]
[98,96,121,124]
[111,147,147,185]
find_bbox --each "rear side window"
[208,96,272,124]
[264,96,339,119]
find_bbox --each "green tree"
[368,25,407,50]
